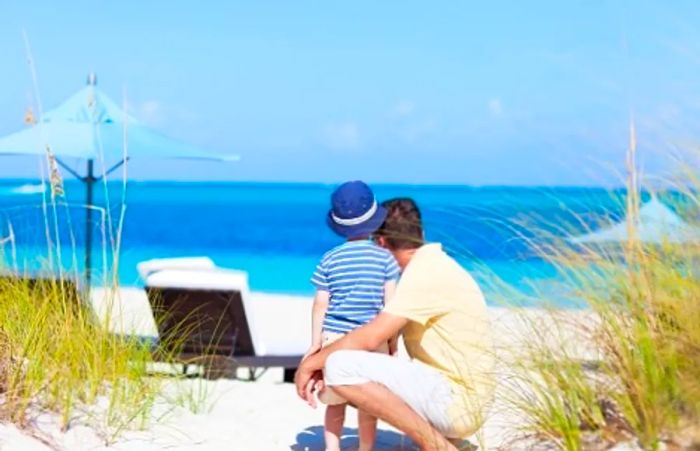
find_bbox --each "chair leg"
[247,367,268,381]
[203,356,237,380]
[283,368,296,383]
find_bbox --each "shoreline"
[89,286,595,344]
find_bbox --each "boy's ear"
[374,235,388,248]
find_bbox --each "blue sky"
[1,1,699,185]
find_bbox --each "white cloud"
[322,121,360,150]
[397,119,437,143]
[392,100,416,117]
[488,98,503,116]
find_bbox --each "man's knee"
[324,350,367,386]
[324,350,353,381]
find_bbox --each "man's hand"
[295,361,323,407]
[295,313,408,406]
[305,372,324,409]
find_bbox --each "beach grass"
[0,274,162,441]
[0,240,226,445]
[501,128,700,450]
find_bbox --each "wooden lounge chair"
[144,266,306,382]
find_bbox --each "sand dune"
[0,287,592,450]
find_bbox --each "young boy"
[306,180,400,451]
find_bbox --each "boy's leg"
[324,403,346,451]
[334,382,456,451]
[357,409,377,451]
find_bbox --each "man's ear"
[374,235,388,248]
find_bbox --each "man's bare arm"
[383,280,399,354]
[295,312,408,400]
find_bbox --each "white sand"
[0,287,594,450]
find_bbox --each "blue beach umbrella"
[569,195,700,245]
[0,74,238,287]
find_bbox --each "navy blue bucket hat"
[327,181,387,238]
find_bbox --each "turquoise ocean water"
[0,180,632,307]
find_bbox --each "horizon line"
[0,177,632,190]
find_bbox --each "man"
[295,198,495,451]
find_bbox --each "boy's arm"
[383,280,399,355]
[306,290,330,357]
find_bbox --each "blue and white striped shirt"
[311,240,401,334]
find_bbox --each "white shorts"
[324,350,458,437]
[319,333,389,406]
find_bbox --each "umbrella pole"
[85,159,94,293]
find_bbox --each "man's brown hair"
[375,198,424,250]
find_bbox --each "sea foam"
[10,183,46,195]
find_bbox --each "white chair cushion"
[137,257,216,281]
[145,268,247,291]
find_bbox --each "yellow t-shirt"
[383,243,495,437]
